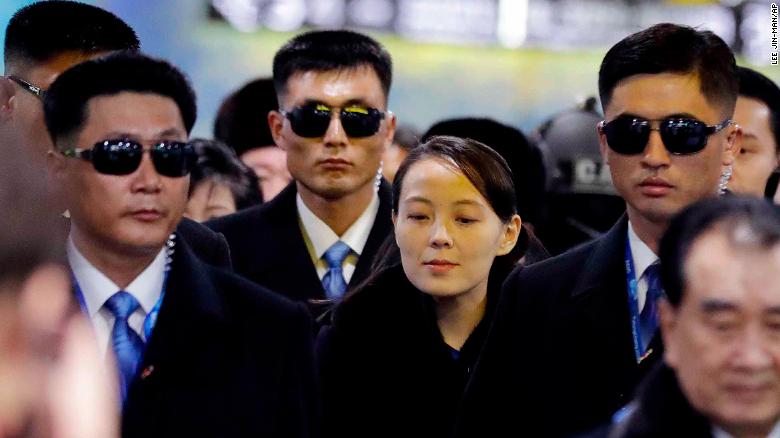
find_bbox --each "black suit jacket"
[316,264,497,438]
[206,181,394,302]
[456,217,663,438]
[175,217,232,269]
[121,234,319,438]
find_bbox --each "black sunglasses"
[599,116,732,156]
[280,103,387,138]
[62,139,196,177]
[7,75,46,101]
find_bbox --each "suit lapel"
[350,179,394,287]
[123,238,228,432]
[569,217,640,379]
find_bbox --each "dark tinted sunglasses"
[63,139,196,177]
[599,116,732,156]
[280,103,387,138]
[7,75,46,101]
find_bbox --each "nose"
[131,152,162,194]
[641,129,671,169]
[429,219,453,248]
[730,328,773,371]
[322,111,348,147]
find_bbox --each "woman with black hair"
[317,135,524,438]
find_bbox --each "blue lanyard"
[72,271,169,342]
[623,239,646,363]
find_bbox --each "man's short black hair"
[738,66,780,154]
[660,196,780,307]
[598,23,738,117]
[272,29,392,102]
[44,52,197,145]
[4,0,140,72]
[214,77,277,157]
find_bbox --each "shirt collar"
[67,236,167,316]
[712,419,780,438]
[296,190,380,259]
[627,220,658,278]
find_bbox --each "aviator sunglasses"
[279,103,387,138]
[598,115,732,156]
[62,139,197,177]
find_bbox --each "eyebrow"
[765,306,780,316]
[700,298,738,313]
[403,196,483,207]
[103,128,186,140]
[300,98,374,108]
[620,112,703,121]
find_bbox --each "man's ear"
[723,123,743,166]
[382,111,397,153]
[0,76,17,121]
[268,110,287,151]
[597,121,610,166]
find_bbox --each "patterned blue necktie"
[321,241,351,299]
[104,291,145,403]
[639,263,664,355]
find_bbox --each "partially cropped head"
[185,138,262,222]
[730,67,780,196]
[597,23,741,227]
[269,29,395,203]
[3,0,140,159]
[391,135,521,301]
[660,196,780,437]
[382,124,419,182]
[214,77,291,200]
[45,52,197,259]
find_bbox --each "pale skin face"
[599,73,741,245]
[269,65,396,204]
[393,157,520,303]
[1,51,102,161]
[730,96,779,196]
[48,92,190,262]
[381,142,409,183]
[661,230,780,438]
[184,179,237,222]
[239,146,291,201]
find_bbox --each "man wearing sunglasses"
[208,30,396,318]
[44,52,318,437]
[457,23,742,438]
[2,1,232,270]
[729,66,780,198]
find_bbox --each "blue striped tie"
[104,291,145,403]
[322,241,351,299]
[640,264,664,354]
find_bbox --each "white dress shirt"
[296,190,380,283]
[67,236,167,359]
[627,221,660,312]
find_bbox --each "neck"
[71,226,160,290]
[433,283,488,351]
[626,207,668,254]
[297,181,375,236]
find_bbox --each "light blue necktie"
[639,263,664,354]
[104,291,145,403]
[321,241,351,299]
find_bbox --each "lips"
[127,208,164,222]
[423,259,459,273]
[638,176,674,197]
[318,157,352,170]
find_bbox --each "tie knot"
[323,241,351,268]
[104,291,141,320]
